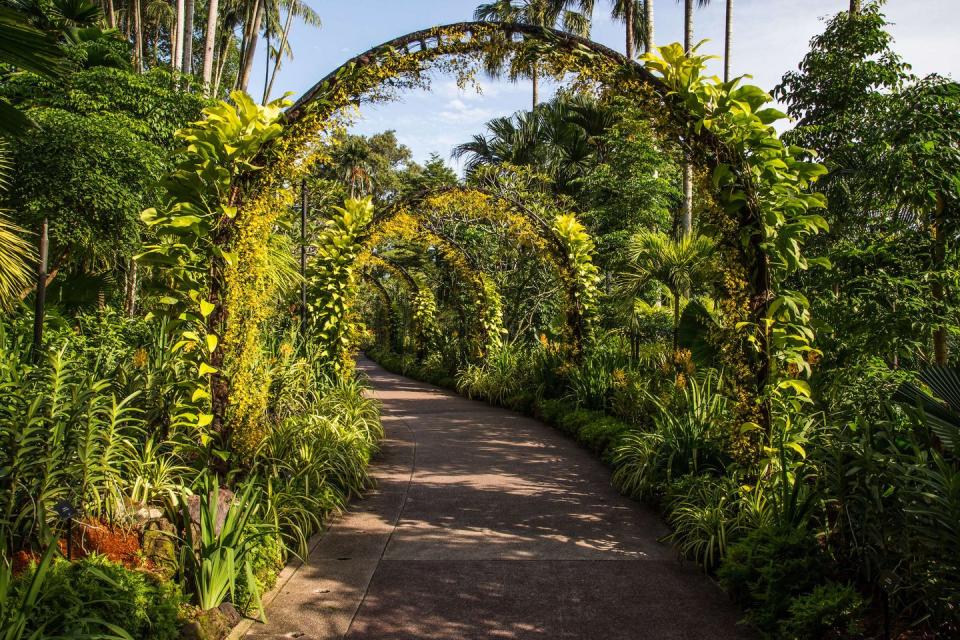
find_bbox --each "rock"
[179,605,236,640]
[218,602,242,627]
[132,506,164,524]
[186,487,236,537]
[141,528,177,580]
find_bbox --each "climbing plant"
[215,21,826,437]
[642,44,828,446]
[411,280,442,359]
[552,213,600,356]
[139,91,289,462]
[309,197,376,376]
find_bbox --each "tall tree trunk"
[31,219,48,361]
[724,0,732,82]
[849,0,861,14]
[681,0,693,235]
[212,33,230,97]
[624,0,634,59]
[263,20,270,104]
[172,0,184,71]
[262,26,270,102]
[672,293,680,352]
[181,0,195,76]
[644,0,654,52]
[201,0,219,92]
[124,258,138,317]
[106,0,115,28]
[132,0,144,72]
[263,0,295,104]
[237,0,263,92]
[531,62,539,110]
[933,194,948,365]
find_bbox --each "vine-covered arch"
[196,21,828,456]
[360,186,600,356]
[256,22,778,396]
[356,195,509,357]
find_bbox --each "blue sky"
[250,1,960,171]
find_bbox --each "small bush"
[717,525,827,634]
[18,554,182,639]
[234,530,286,616]
[556,408,597,437]
[536,398,572,425]
[782,582,865,639]
[577,416,632,458]
[663,474,742,570]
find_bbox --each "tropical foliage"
[0,0,957,637]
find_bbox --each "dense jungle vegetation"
[0,0,957,638]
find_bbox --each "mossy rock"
[141,528,177,580]
[179,604,241,640]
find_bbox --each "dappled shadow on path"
[248,358,750,640]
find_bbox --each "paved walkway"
[244,357,748,639]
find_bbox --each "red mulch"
[57,518,145,569]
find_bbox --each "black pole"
[32,218,49,362]
[300,179,308,335]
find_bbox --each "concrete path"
[244,357,748,639]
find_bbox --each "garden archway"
[213,20,828,452]
[256,22,772,396]
[361,186,598,356]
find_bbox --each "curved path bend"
[243,357,748,640]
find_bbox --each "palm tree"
[453,94,613,193]
[172,0,183,71]
[453,111,542,176]
[609,0,644,59]
[0,3,66,134]
[335,138,375,198]
[619,229,715,349]
[144,0,173,66]
[0,144,35,311]
[261,0,320,104]
[181,0,194,75]
[474,0,593,109]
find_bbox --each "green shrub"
[234,530,286,616]
[535,398,571,425]
[782,582,865,639]
[663,474,743,570]
[717,525,827,634]
[556,408,597,437]
[505,391,535,413]
[18,554,182,639]
[577,416,632,458]
[610,372,729,500]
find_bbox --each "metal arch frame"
[284,22,667,123]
